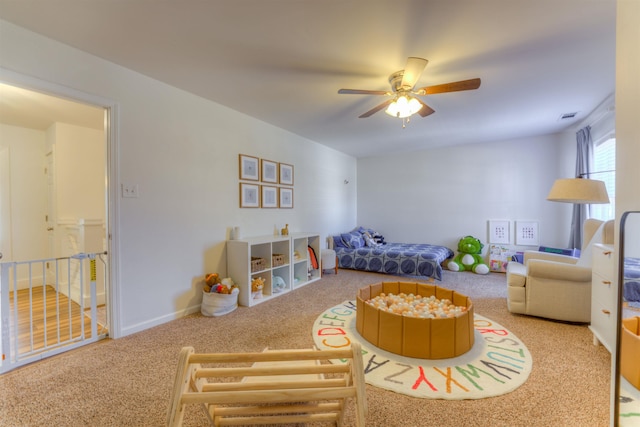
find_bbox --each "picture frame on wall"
[261,159,278,183]
[239,154,259,181]
[279,163,294,186]
[261,185,278,208]
[515,220,539,245]
[279,187,293,208]
[239,183,260,208]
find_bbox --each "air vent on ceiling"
[559,112,579,120]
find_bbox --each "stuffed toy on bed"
[448,236,490,275]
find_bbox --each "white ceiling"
[0,0,616,158]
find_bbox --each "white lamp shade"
[546,178,610,204]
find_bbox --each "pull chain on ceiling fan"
[338,57,481,127]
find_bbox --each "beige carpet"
[0,270,611,426]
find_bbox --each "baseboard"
[14,275,44,290]
[119,303,202,337]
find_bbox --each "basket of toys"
[201,273,239,317]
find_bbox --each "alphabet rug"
[312,300,532,400]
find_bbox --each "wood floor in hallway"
[8,285,107,355]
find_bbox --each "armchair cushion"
[506,262,527,288]
[523,251,579,265]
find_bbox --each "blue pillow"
[332,235,348,249]
[356,226,376,235]
[341,231,365,248]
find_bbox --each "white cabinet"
[589,243,617,352]
[227,233,321,307]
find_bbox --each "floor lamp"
[547,175,610,249]
[546,177,610,204]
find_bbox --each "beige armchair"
[506,219,614,322]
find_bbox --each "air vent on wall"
[559,112,579,120]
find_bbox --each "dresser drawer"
[592,244,614,278]
[590,300,616,351]
[591,271,615,303]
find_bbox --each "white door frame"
[0,147,12,263]
[0,67,122,338]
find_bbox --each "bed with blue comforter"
[624,257,640,304]
[331,228,454,281]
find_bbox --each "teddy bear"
[447,236,490,275]
[203,273,221,293]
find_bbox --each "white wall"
[357,133,572,253]
[612,0,640,308]
[51,123,106,221]
[0,20,357,337]
[616,0,640,218]
[612,1,640,422]
[0,123,48,261]
[615,0,640,302]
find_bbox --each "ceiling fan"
[338,57,481,120]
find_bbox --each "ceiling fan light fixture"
[385,95,422,118]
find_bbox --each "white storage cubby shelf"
[227,233,321,307]
[291,233,321,289]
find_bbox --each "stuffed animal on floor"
[448,236,490,275]
[203,273,221,292]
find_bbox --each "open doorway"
[0,81,111,371]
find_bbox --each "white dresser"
[589,243,617,352]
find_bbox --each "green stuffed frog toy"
[447,236,490,275]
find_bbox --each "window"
[590,136,615,221]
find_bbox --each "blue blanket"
[335,243,454,281]
[624,257,640,302]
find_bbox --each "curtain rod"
[573,93,615,131]
[586,105,615,129]
[578,169,616,178]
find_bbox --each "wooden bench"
[167,343,366,426]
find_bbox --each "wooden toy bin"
[166,343,366,427]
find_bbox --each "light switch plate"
[122,183,139,198]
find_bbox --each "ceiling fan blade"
[417,78,481,95]
[400,57,428,89]
[416,99,435,117]
[359,99,394,118]
[338,88,389,95]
